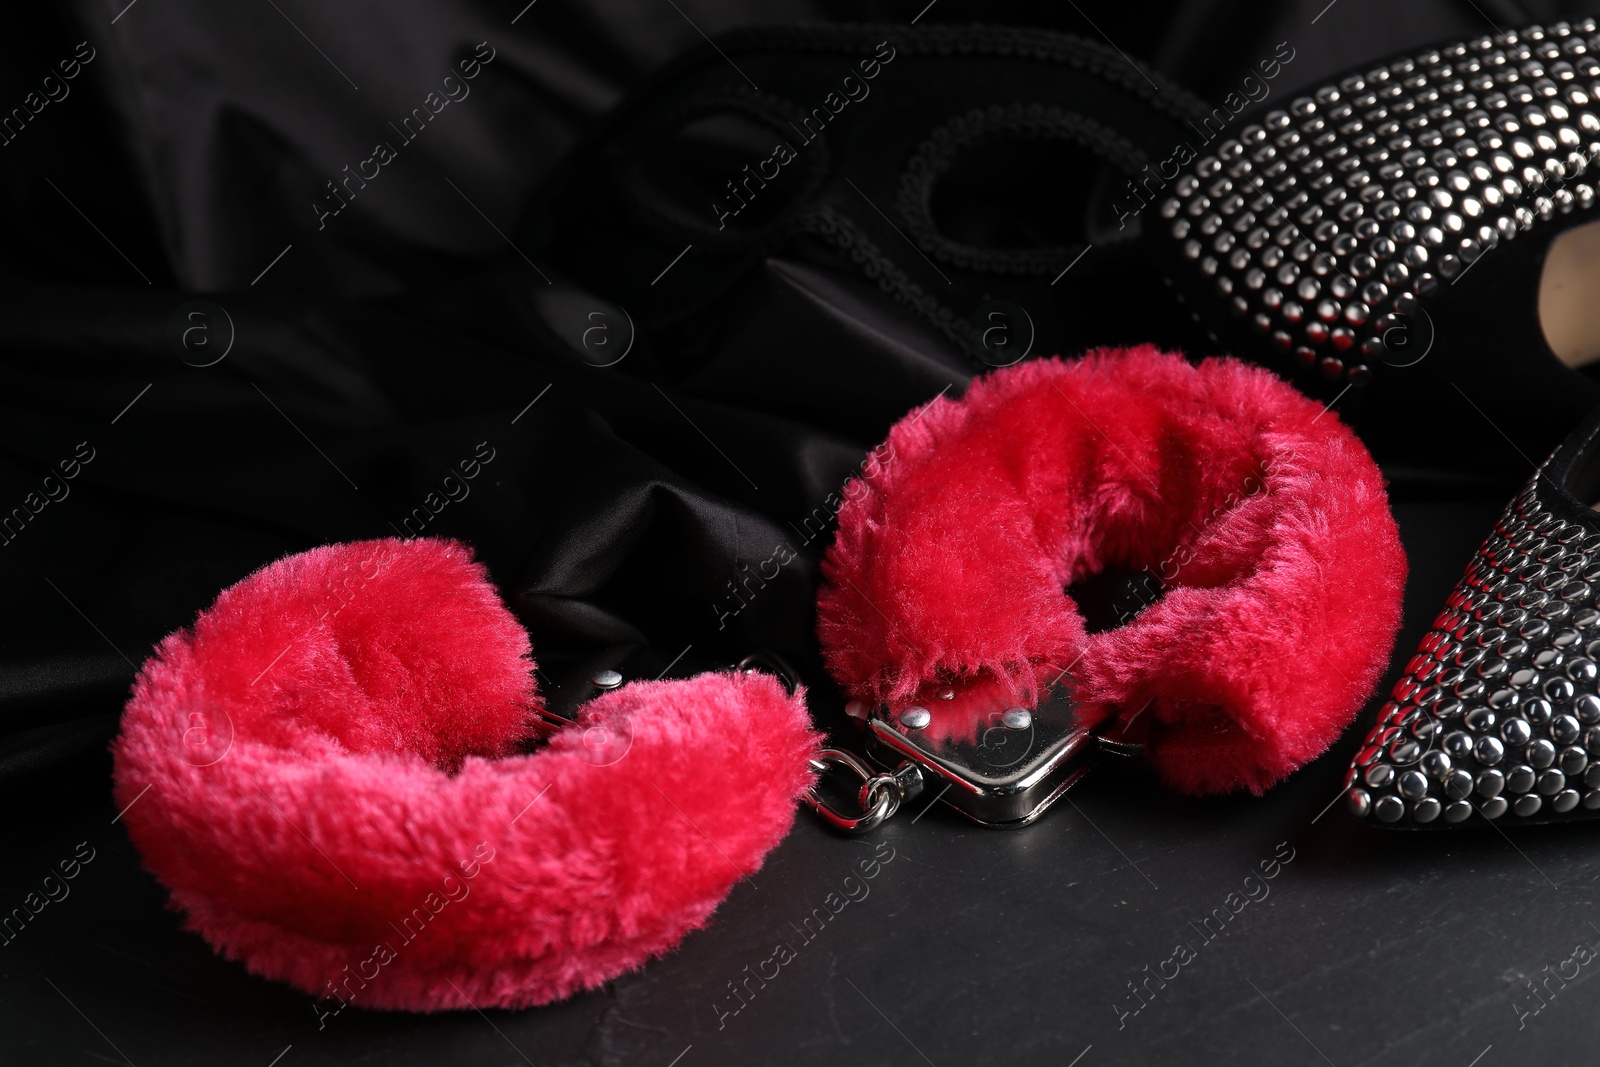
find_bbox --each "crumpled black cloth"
[1,0,1592,800]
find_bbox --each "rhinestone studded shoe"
[1144,20,1600,473]
[1347,405,1600,827]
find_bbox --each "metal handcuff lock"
[803,678,1148,832]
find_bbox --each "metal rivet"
[1374,795,1406,822]
[1001,708,1033,730]
[1501,717,1532,745]
[899,706,931,730]
[1554,714,1583,745]
[592,669,623,689]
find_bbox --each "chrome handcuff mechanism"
[529,650,1144,833]
[803,674,1147,832]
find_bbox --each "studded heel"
[1348,403,1600,827]
[1144,19,1600,475]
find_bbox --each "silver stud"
[1001,708,1033,730]
[1553,713,1583,744]
[1538,768,1568,795]
[899,706,931,730]
[1348,788,1372,817]
[592,669,623,689]
[1398,770,1429,798]
[1561,742,1587,777]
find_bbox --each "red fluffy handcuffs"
[111,346,1405,1014]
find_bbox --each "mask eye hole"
[929,135,1101,251]
[898,106,1123,274]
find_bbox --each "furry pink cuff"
[111,538,819,1011]
[817,345,1407,794]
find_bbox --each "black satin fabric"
[1,0,1593,799]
